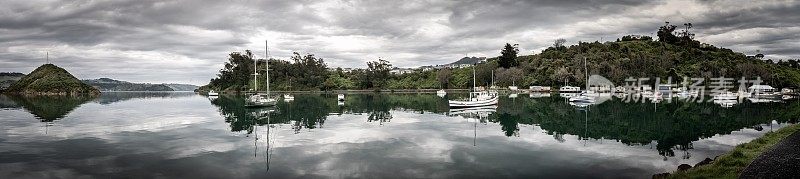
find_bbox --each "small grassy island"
[4,64,100,95]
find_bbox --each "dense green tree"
[207,50,255,92]
[496,67,524,86]
[365,59,392,89]
[287,52,328,90]
[323,73,354,90]
[657,22,679,44]
[553,38,567,51]
[499,43,519,68]
[437,69,452,88]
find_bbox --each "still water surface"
[0,92,797,178]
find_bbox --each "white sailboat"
[337,93,345,101]
[449,65,499,108]
[283,79,295,101]
[246,40,277,107]
[437,81,447,97]
[569,57,596,104]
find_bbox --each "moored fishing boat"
[449,65,498,108]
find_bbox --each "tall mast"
[491,70,494,87]
[584,57,588,91]
[46,52,49,64]
[265,40,270,97]
[254,49,258,92]
[472,65,476,91]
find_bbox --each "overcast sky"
[1,0,798,85]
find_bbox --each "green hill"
[81,78,199,91]
[202,23,800,91]
[82,78,172,91]
[5,64,100,95]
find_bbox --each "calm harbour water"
[0,92,797,178]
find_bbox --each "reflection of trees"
[206,93,800,160]
[498,95,800,158]
[342,93,449,124]
[368,111,392,124]
[210,93,450,133]
[274,95,329,133]
[209,95,284,133]
[352,95,393,124]
[343,93,448,115]
[95,92,193,104]
[0,95,19,108]
[210,95,332,134]
[5,94,94,122]
[492,112,519,137]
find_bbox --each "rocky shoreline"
[653,157,716,178]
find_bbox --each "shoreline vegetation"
[200,22,800,93]
[202,88,474,94]
[662,123,800,178]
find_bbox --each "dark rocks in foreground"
[694,157,714,168]
[677,164,693,171]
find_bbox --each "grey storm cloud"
[0,0,798,85]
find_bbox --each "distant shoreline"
[199,89,477,94]
[98,91,197,92]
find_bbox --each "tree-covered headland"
[201,22,800,92]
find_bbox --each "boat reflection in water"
[248,106,276,173]
[448,105,496,146]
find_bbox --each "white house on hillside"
[390,68,415,75]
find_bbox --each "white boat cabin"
[559,86,581,93]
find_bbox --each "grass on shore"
[669,123,800,179]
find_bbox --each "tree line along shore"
[200,22,800,94]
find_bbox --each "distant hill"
[449,57,486,65]
[163,84,200,91]
[0,72,25,90]
[81,78,198,91]
[5,64,100,95]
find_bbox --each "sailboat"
[569,57,596,104]
[448,65,499,108]
[246,40,277,107]
[337,93,345,101]
[508,80,519,98]
[283,79,295,101]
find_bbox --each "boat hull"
[448,96,499,108]
[245,101,277,107]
